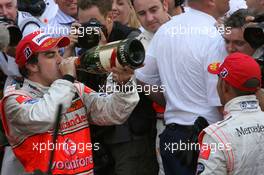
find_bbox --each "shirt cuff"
[62,74,75,83]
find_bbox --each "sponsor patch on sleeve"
[15,96,31,104]
[84,86,92,94]
[99,93,107,97]
[24,99,39,104]
[199,143,211,160]
[197,162,205,174]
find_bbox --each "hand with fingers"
[243,16,258,29]
[63,22,81,58]
[98,28,108,46]
[59,56,78,78]
[110,66,135,85]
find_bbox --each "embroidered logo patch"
[197,162,205,174]
[16,96,31,104]
[207,62,221,74]
[240,101,258,110]
[99,93,107,97]
[24,99,39,104]
[32,33,51,46]
[208,62,220,74]
[84,86,92,94]
[220,68,228,78]
[24,47,32,60]
[199,143,211,160]
[42,38,57,48]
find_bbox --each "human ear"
[163,0,169,12]
[25,63,39,74]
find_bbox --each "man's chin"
[147,24,159,33]
[146,26,158,33]
[58,75,63,79]
[54,74,63,81]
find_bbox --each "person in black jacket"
[76,0,158,175]
[76,0,140,92]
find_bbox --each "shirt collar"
[223,95,261,119]
[143,30,154,40]
[55,9,76,25]
[24,79,49,94]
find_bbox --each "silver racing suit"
[197,95,264,175]
[1,77,139,174]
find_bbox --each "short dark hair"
[19,54,38,78]
[231,78,260,96]
[232,88,256,96]
[130,0,164,6]
[78,0,112,17]
[224,9,253,28]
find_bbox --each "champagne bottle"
[76,38,145,74]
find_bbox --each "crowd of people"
[0,0,264,175]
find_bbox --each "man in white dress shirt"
[136,0,229,174]
[132,0,184,174]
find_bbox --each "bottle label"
[99,47,123,71]
[81,47,105,74]
[118,44,127,65]
[79,39,136,74]
[92,48,105,73]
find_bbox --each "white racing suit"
[197,95,264,175]
[0,78,139,174]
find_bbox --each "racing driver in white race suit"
[197,52,264,175]
[0,31,139,175]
